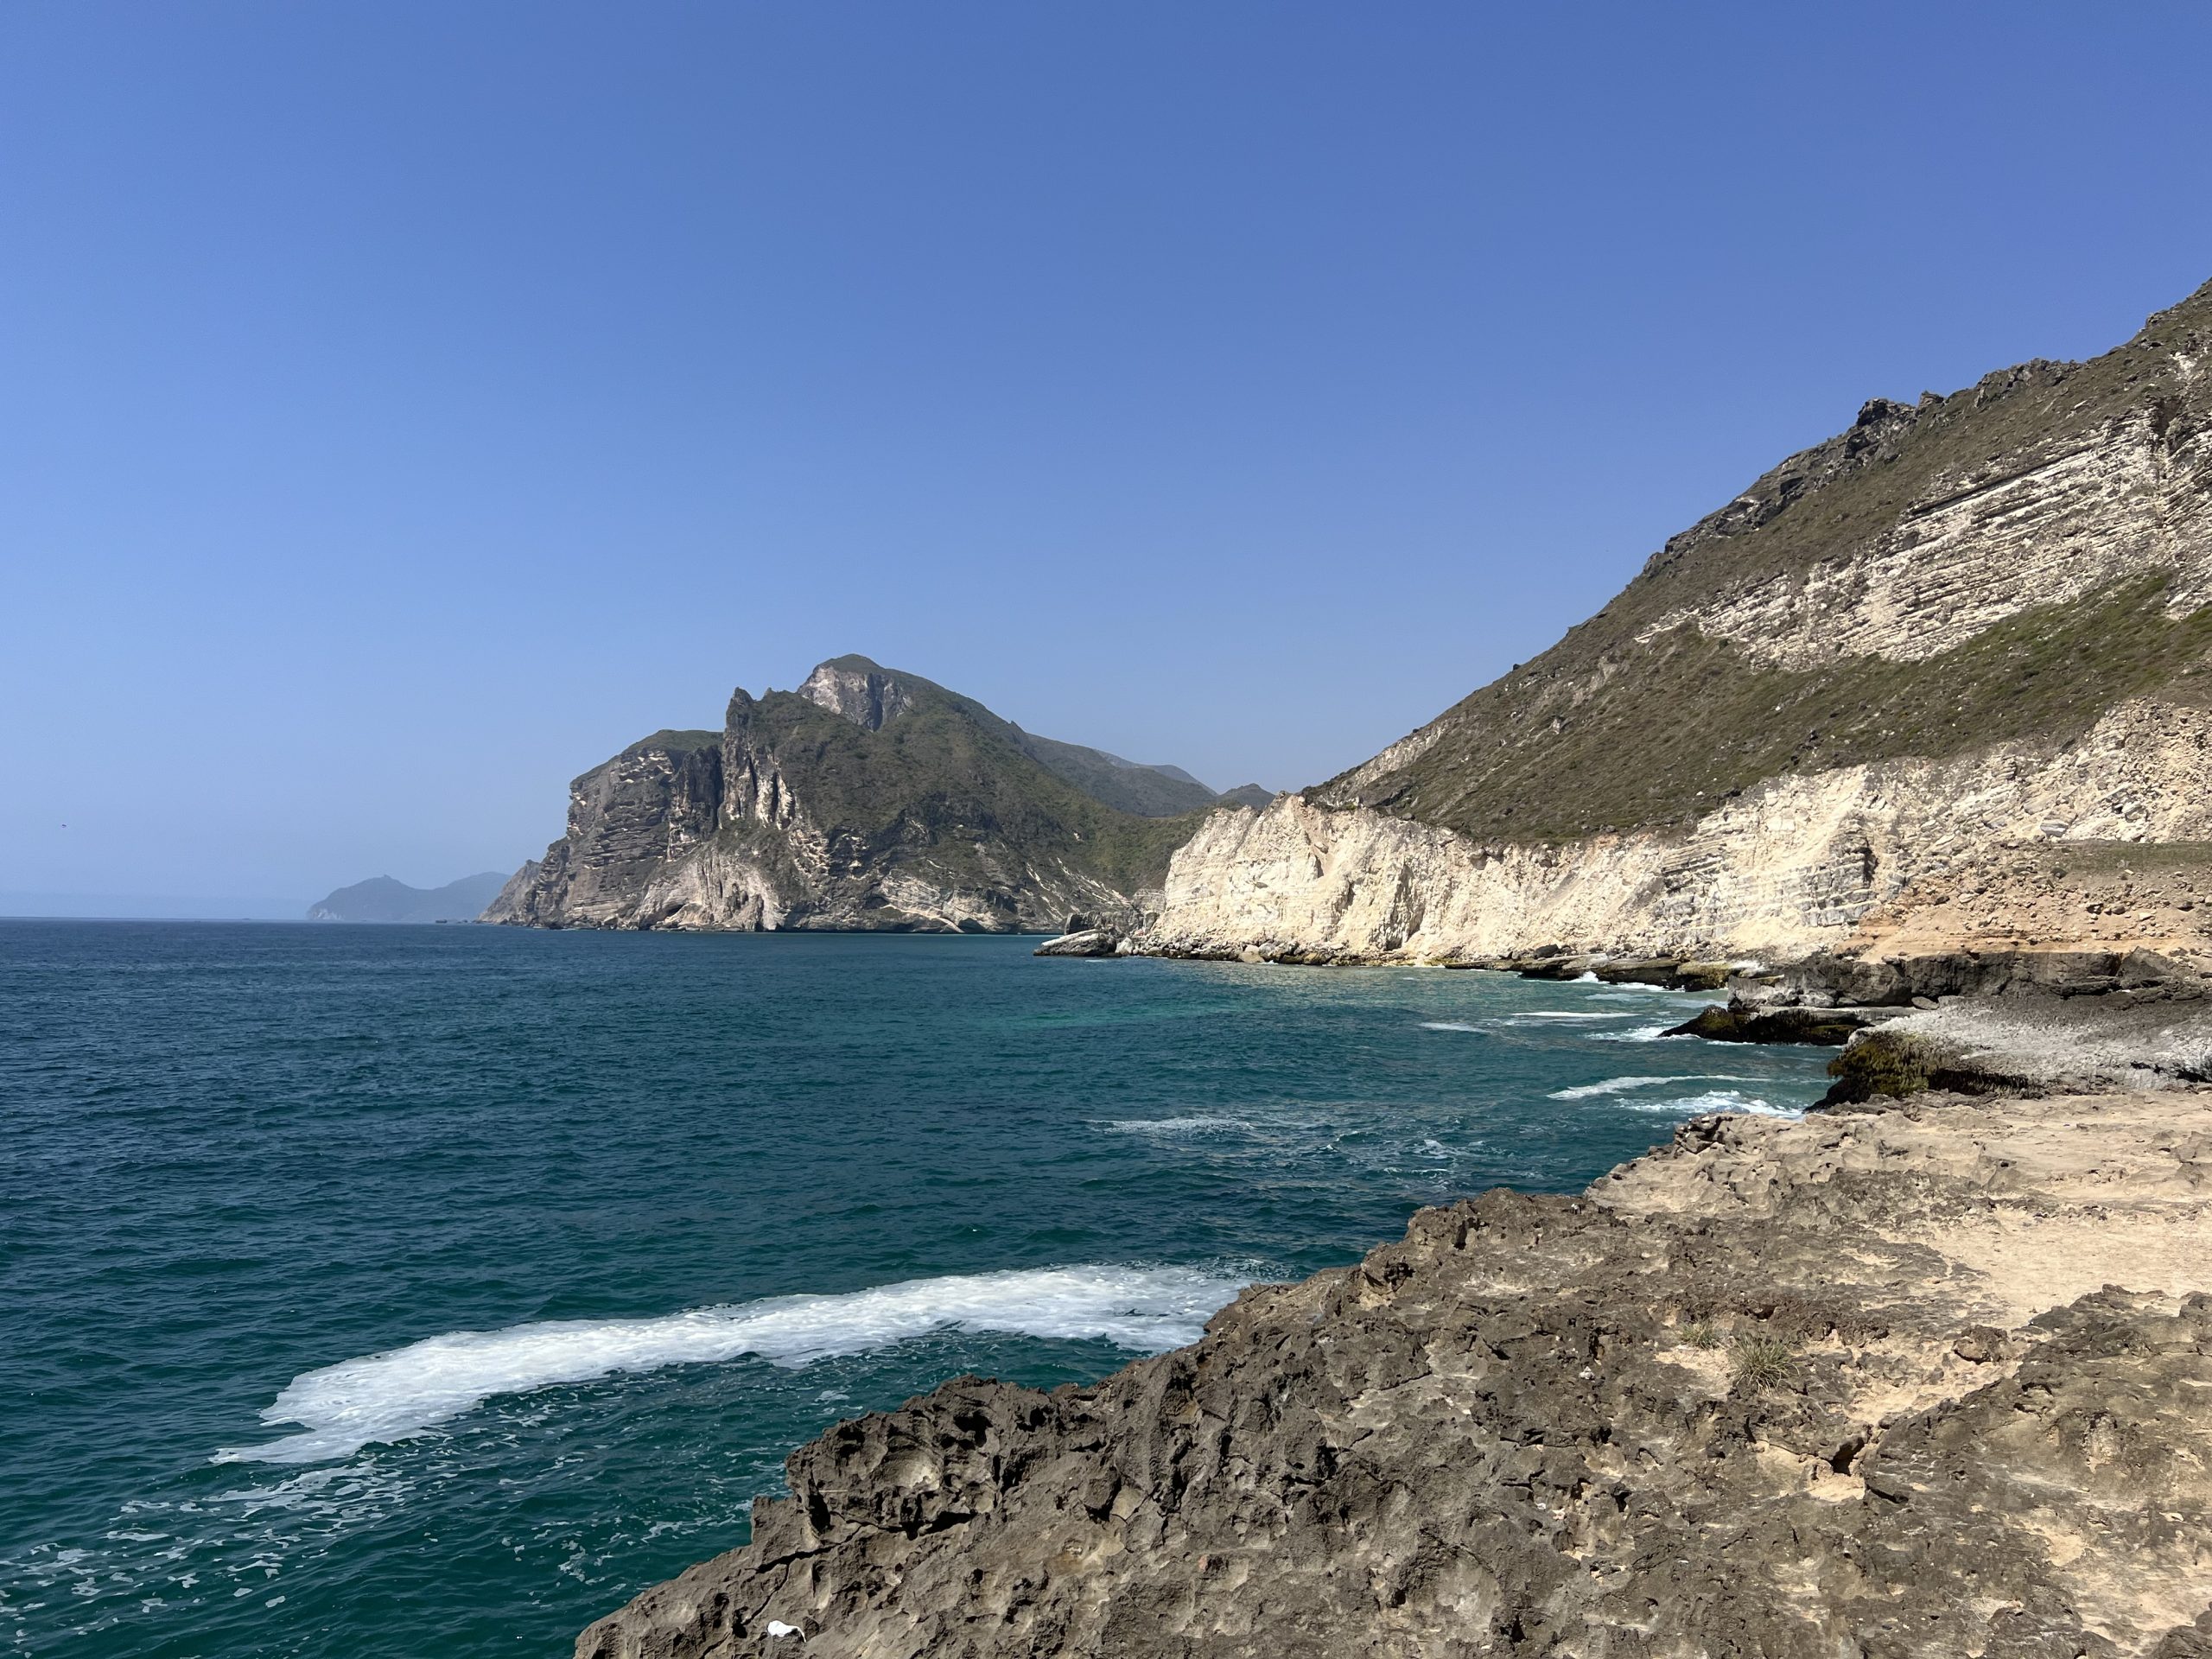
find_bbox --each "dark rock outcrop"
[1663,1002,1875,1045]
[1663,948,2209,1051]
[1823,965,2212,1103]
[1031,928,1122,958]
[1767,946,2193,1007]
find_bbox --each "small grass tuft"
[1731,1335,1795,1394]
[1681,1322,1721,1350]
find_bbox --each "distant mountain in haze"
[308,873,512,924]
[1215,784,1276,810]
[1001,729,1224,817]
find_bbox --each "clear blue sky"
[4,3,2209,915]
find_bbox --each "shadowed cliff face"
[1141,278,2212,967]
[484,660,1211,932]
[575,1086,2212,1658]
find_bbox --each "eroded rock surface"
[1137,697,2212,967]
[577,1090,2212,1658]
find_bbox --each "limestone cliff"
[1137,278,2212,966]
[486,658,1231,933]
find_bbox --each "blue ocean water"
[0,924,1832,1656]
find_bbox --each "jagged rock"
[796,657,915,732]
[1033,929,1117,958]
[576,1087,2212,1658]
[1828,978,2212,1101]
[1665,1003,1876,1045]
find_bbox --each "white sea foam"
[1102,1116,1248,1135]
[1619,1090,1799,1119]
[1418,1020,1484,1033]
[1593,1023,1688,1042]
[219,1265,1243,1466]
[1548,1074,1758,1100]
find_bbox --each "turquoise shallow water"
[0,923,1832,1656]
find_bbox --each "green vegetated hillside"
[722,670,1207,899]
[1326,280,2212,842]
[1351,574,2212,844]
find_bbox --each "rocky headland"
[486,658,1252,934]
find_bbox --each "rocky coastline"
[569,279,2212,1654]
[575,964,2212,1656]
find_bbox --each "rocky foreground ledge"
[578,1077,2212,1658]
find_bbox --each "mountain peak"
[798,657,916,732]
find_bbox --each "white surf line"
[219,1265,1245,1466]
[1501,1011,1637,1022]
[1593,1024,1689,1042]
[1548,1074,1764,1100]
[1101,1116,1250,1135]
[1619,1089,1800,1119]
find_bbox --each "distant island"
[307,873,513,924]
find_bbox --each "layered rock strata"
[1139,693,2212,965]
[578,1084,2212,1657]
[1131,280,2212,968]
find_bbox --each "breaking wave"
[219,1266,1243,1466]
[1548,1074,1758,1100]
[1618,1090,1800,1119]
[1593,1023,1691,1042]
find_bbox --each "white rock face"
[1637,398,2212,669]
[1141,699,2212,963]
[798,659,917,731]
